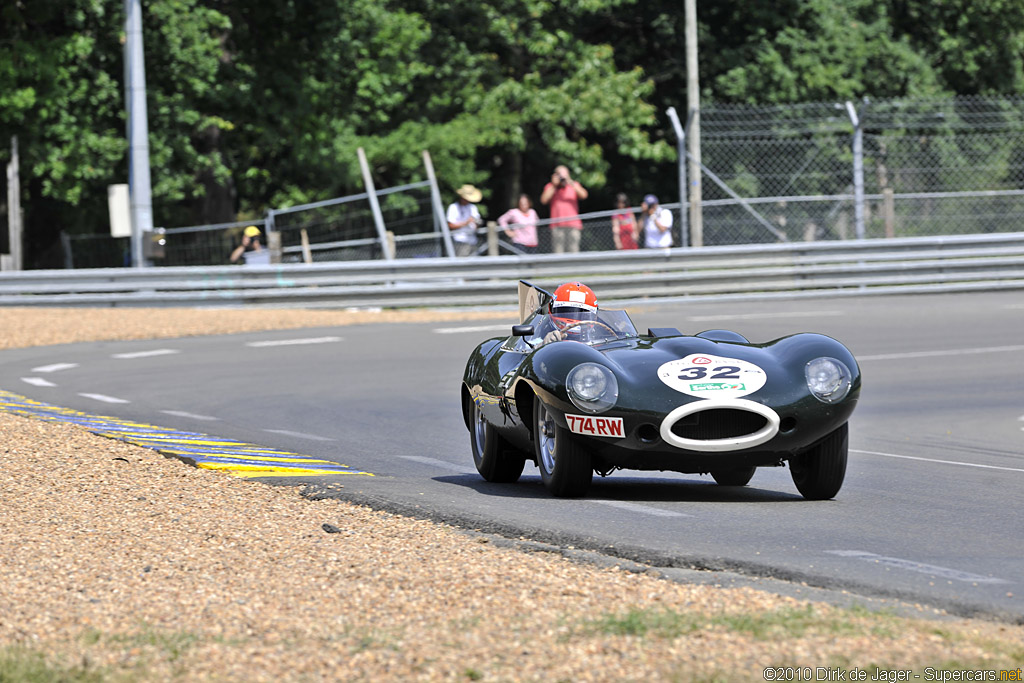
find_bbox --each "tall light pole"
[685,0,703,247]
[125,0,154,267]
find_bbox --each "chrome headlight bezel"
[805,357,852,404]
[567,363,618,414]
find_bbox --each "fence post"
[486,221,499,256]
[125,0,154,268]
[845,101,865,240]
[6,136,22,270]
[422,150,455,258]
[357,147,394,260]
[267,231,282,264]
[666,107,689,248]
[883,188,895,238]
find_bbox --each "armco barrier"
[1,233,1023,308]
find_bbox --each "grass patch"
[582,603,913,641]
[80,626,201,663]
[0,645,113,683]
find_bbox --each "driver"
[540,281,599,344]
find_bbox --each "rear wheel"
[710,466,756,486]
[790,423,848,500]
[534,399,593,497]
[470,400,525,483]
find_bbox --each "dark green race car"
[461,282,861,499]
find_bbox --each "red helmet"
[550,282,598,329]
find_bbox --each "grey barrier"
[1,232,1022,309]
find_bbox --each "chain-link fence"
[697,96,1024,245]
[272,181,440,262]
[41,95,1024,268]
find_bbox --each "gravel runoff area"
[1,307,1022,682]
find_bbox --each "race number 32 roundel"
[657,353,767,399]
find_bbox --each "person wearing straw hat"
[230,225,270,265]
[447,184,483,257]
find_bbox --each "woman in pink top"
[498,194,539,254]
[611,193,639,250]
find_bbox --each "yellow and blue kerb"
[0,390,372,479]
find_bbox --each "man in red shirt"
[540,165,588,253]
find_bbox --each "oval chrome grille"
[659,399,782,453]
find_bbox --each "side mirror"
[512,325,534,337]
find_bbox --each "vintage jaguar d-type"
[461,281,861,499]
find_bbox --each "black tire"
[710,466,756,486]
[470,400,525,483]
[533,399,593,497]
[789,423,848,500]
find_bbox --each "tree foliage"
[3,0,1024,266]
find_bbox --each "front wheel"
[710,466,756,486]
[470,400,525,483]
[789,423,848,500]
[534,399,593,497]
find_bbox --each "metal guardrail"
[1,233,1023,308]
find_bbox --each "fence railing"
[2,232,1022,308]
[22,95,1024,271]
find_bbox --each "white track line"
[31,363,78,373]
[858,344,1024,362]
[161,410,220,421]
[825,550,1010,584]
[246,337,342,347]
[262,428,335,442]
[399,456,476,473]
[687,310,843,322]
[589,499,693,518]
[112,349,180,359]
[433,324,513,335]
[20,377,56,387]
[852,449,1024,473]
[77,393,130,404]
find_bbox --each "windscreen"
[525,308,638,346]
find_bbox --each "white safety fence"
[1,232,1022,309]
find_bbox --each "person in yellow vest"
[230,225,270,265]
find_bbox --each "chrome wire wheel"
[533,397,593,497]
[469,398,525,483]
[536,401,558,474]
[473,406,488,460]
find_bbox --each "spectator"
[611,193,639,250]
[447,184,483,257]
[230,225,270,265]
[497,194,539,254]
[540,165,588,253]
[641,194,673,248]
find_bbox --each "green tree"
[1,0,233,266]
[890,0,1024,95]
[709,0,943,103]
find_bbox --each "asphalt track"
[2,290,1022,622]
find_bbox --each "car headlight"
[567,363,618,414]
[805,357,852,403]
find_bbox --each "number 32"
[678,365,740,380]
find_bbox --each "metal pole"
[422,150,455,257]
[357,147,394,260]
[6,136,22,270]
[125,0,154,267]
[846,101,865,240]
[665,107,688,248]
[685,0,703,247]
